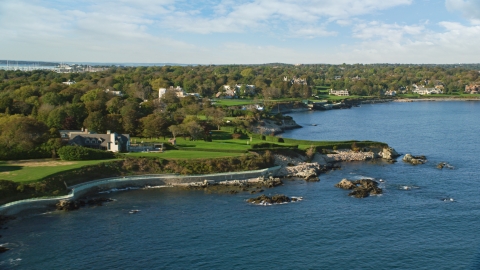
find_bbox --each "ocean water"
[2,101,480,269]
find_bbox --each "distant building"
[384,90,396,96]
[329,89,349,96]
[216,88,237,99]
[223,84,256,95]
[159,86,199,100]
[62,80,76,85]
[465,84,480,94]
[105,88,123,96]
[412,84,443,95]
[283,76,308,85]
[62,129,130,152]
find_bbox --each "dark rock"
[56,200,79,211]
[335,179,382,198]
[378,147,400,160]
[402,154,427,165]
[437,162,454,170]
[229,190,238,194]
[335,179,356,189]
[0,246,9,253]
[247,194,292,204]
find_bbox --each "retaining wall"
[0,166,281,216]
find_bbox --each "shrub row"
[58,146,115,161]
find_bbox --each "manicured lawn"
[0,159,119,183]
[126,150,245,159]
[213,99,256,106]
[132,131,262,151]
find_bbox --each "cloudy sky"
[1,0,479,64]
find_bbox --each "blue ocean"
[1,101,480,269]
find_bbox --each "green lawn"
[126,150,245,159]
[213,99,256,106]
[0,159,118,183]
[133,132,261,151]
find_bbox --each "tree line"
[0,63,479,159]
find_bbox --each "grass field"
[126,150,245,159]
[213,99,256,106]
[0,159,118,183]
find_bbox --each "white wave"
[144,185,168,189]
[99,187,140,194]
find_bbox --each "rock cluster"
[335,178,382,198]
[402,154,427,165]
[274,154,324,180]
[0,246,9,253]
[56,200,79,211]
[247,194,300,205]
[437,162,454,170]
[56,197,113,211]
[378,147,400,162]
[325,150,377,162]
[252,119,301,135]
[184,176,282,195]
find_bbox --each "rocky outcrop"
[378,147,400,161]
[402,154,427,165]
[325,150,377,162]
[274,153,327,180]
[56,200,80,211]
[335,178,357,189]
[276,163,322,180]
[437,162,454,170]
[56,197,113,211]
[247,194,301,205]
[0,246,9,253]
[335,179,382,198]
[251,119,301,135]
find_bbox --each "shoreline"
[394,97,480,102]
[0,167,282,216]
[0,147,399,217]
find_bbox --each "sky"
[1,0,480,64]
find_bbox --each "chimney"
[81,127,84,132]
[107,130,111,134]
[85,129,88,133]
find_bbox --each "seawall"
[0,166,281,216]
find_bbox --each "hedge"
[58,146,115,161]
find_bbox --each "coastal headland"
[0,140,398,216]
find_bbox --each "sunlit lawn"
[0,159,119,183]
[132,131,255,150]
[213,99,256,106]
[126,150,245,159]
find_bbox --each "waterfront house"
[62,80,76,85]
[159,86,199,99]
[329,89,349,96]
[465,84,480,94]
[63,129,130,152]
[412,84,443,95]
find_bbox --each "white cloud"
[0,0,195,62]
[446,0,480,24]
[161,0,412,37]
[353,21,425,42]
[342,20,480,63]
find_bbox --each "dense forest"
[0,63,479,159]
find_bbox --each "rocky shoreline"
[273,147,400,181]
[251,118,302,135]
